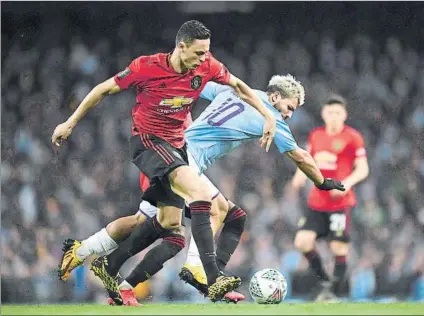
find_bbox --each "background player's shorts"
[297,208,352,242]
[130,134,188,208]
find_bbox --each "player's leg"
[58,202,154,281]
[168,166,241,301]
[168,165,219,282]
[131,134,240,300]
[328,208,351,297]
[216,200,247,272]
[98,205,185,305]
[123,206,185,288]
[89,213,165,305]
[180,192,228,295]
[180,192,246,303]
[294,210,331,284]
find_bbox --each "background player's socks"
[186,234,203,266]
[332,255,347,293]
[76,228,118,260]
[216,206,247,271]
[190,201,221,285]
[303,249,330,282]
[125,233,185,287]
[106,216,162,275]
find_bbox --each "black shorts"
[130,134,188,209]
[297,207,352,242]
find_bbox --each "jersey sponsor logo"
[117,68,131,79]
[159,97,194,108]
[191,75,202,90]
[314,151,338,170]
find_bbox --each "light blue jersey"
[185,82,298,173]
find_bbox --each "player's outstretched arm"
[227,74,277,152]
[286,148,345,191]
[332,156,369,197]
[52,77,121,147]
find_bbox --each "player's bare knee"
[216,195,230,218]
[188,182,211,203]
[330,241,349,256]
[171,225,185,236]
[134,212,147,225]
[169,167,211,203]
[294,231,316,252]
[159,218,181,230]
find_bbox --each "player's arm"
[227,74,276,152]
[291,162,309,191]
[52,57,146,147]
[51,78,121,146]
[342,156,369,191]
[286,148,344,191]
[286,148,324,186]
[274,122,344,191]
[333,132,369,196]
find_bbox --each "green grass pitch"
[2,303,424,315]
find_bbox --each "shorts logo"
[160,97,193,108]
[117,68,131,79]
[191,75,202,90]
[172,150,183,160]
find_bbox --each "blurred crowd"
[2,2,424,303]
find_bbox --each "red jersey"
[307,125,366,211]
[114,52,230,148]
[138,113,193,193]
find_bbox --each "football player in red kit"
[290,96,369,301]
[53,20,277,303]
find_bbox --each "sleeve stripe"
[355,148,367,156]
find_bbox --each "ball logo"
[270,288,282,303]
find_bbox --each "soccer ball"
[249,268,287,304]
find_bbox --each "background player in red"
[290,96,369,300]
[52,20,277,303]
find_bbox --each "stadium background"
[2,1,424,304]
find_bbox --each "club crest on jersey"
[160,97,194,108]
[332,139,346,153]
[191,75,202,90]
[117,68,131,79]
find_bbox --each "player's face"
[274,96,299,120]
[179,39,210,70]
[321,104,348,128]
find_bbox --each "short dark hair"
[175,20,211,46]
[324,95,347,108]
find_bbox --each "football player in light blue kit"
[66,74,344,304]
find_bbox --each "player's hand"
[315,178,345,191]
[330,182,351,198]
[260,115,277,152]
[52,121,74,147]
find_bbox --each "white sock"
[119,280,133,290]
[185,233,202,266]
[75,228,119,260]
